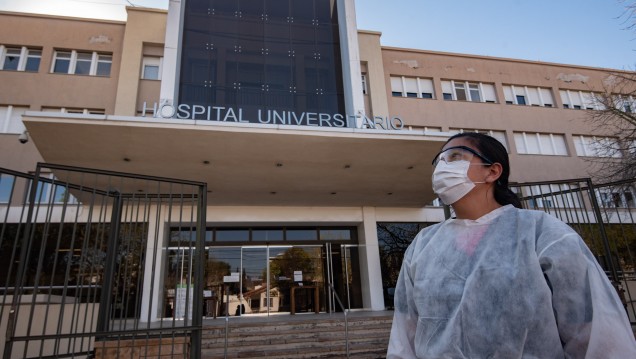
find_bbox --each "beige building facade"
[0,3,634,323]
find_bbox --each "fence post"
[190,186,207,359]
[586,179,620,284]
[97,192,123,333]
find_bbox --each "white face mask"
[432,160,484,204]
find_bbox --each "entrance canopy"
[23,112,448,207]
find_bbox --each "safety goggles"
[431,146,493,167]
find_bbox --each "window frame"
[141,56,162,80]
[51,49,112,77]
[0,45,42,72]
[514,132,568,156]
[390,75,435,99]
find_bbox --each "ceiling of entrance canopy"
[23,114,447,207]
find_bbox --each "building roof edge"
[0,10,126,24]
[381,45,634,74]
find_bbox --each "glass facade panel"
[180,0,344,123]
[216,229,250,242]
[287,229,317,241]
[252,229,284,241]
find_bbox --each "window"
[0,174,15,203]
[523,184,583,209]
[560,89,603,110]
[390,76,435,99]
[41,107,105,115]
[449,128,508,151]
[27,173,78,205]
[573,135,622,158]
[142,56,162,80]
[0,105,28,134]
[0,46,41,72]
[613,95,635,113]
[598,190,635,208]
[503,85,554,107]
[441,80,496,103]
[361,74,368,95]
[516,95,526,105]
[513,132,568,155]
[51,50,112,76]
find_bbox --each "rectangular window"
[96,54,112,76]
[25,49,41,72]
[2,47,20,70]
[449,128,508,151]
[454,82,467,101]
[26,173,78,205]
[516,95,526,105]
[52,50,112,76]
[142,56,162,80]
[482,84,497,103]
[444,80,495,103]
[53,51,72,73]
[418,78,435,99]
[573,135,622,158]
[468,83,480,102]
[361,74,367,95]
[504,85,554,107]
[0,46,42,72]
[0,174,15,203]
[390,76,404,97]
[74,52,92,75]
[390,76,435,99]
[514,132,567,155]
[404,77,418,98]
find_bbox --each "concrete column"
[357,206,385,310]
[140,204,167,322]
[337,0,365,128]
[159,0,185,106]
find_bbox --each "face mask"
[432,160,483,204]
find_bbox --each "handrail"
[327,282,350,358]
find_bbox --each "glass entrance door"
[267,245,325,315]
[163,243,362,318]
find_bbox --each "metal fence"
[510,177,636,324]
[0,163,207,359]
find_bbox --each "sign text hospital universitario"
[141,102,405,130]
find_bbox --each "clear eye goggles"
[431,146,493,167]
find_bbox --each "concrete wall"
[0,12,124,113]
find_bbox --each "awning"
[23,112,448,207]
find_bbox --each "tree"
[587,71,636,182]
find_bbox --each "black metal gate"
[0,163,207,358]
[510,177,636,325]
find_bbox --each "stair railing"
[327,282,350,358]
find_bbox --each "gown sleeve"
[538,227,636,358]
[387,245,419,359]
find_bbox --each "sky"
[0,0,634,70]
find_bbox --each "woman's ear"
[487,163,503,183]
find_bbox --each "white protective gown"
[387,205,636,358]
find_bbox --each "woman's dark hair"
[444,132,522,208]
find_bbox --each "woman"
[387,133,636,358]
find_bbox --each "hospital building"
[0,0,634,357]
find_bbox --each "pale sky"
[0,0,633,70]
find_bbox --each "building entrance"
[163,228,363,319]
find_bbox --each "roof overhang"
[22,112,449,207]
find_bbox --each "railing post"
[190,186,206,359]
[3,168,40,359]
[586,178,620,283]
[96,192,123,334]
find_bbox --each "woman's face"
[440,137,492,184]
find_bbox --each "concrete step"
[201,312,392,359]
